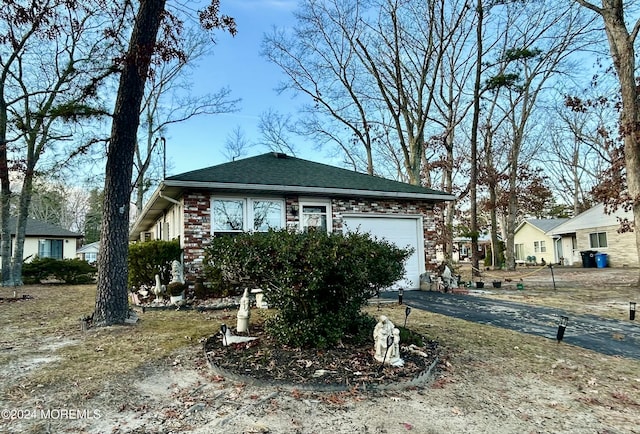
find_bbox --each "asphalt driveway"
[379,290,640,360]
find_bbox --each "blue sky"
[163,0,314,175]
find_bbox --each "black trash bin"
[580,250,597,268]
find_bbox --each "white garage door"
[342,216,424,290]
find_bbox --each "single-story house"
[547,203,637,267]
[513,218,569,265]
[435,234,493,263]
[0,217,83,266]
[76,241,100,263]
[130,152,454,289]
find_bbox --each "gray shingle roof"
[4,217,82,238]
[166,152,452,199]
[526,218,569,233]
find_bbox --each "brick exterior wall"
[182,191,211,277]
[181,191,440,279]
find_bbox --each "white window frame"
[533,240,546,253]
[589,232,608,249]
[514,243,525,260]
[251,198,286,232]
[298,199,332,233]
[210,196,285,235]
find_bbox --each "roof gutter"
[159,191,181,206]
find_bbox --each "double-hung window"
[589,232,607,249]
[534,240,546,253]
[212,198,284,235]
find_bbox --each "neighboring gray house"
[130,152,454,289]
[0,217,82,266]
[76,241,100,263]
[547,204,637,267]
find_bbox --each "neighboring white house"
[76,241,100,263]
[547,204,636,267]
[513,218,569,265]
[1,217,82,266]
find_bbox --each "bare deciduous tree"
[257,108,296,156]
[223,125,251,162]
[481,0,596,270]
[94,0,236,326]
[0,1,120,286]
[133,27,239,214]
[573,0,640,279]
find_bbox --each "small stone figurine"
[170,260,184,284]
[153,274,165,301]
[373,315,404,366]
[373,315,395,363]
[389,327,404,367]
[236,288,251,333]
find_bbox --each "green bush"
[22,257,97,284]
[203,229,412,348]
[128,240,182,289]
[201,266,234,298]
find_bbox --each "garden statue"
[251,288,267,308]
[170,260,184,284]
[439,262,457,291]
[236,288,250,333]
[388,327,404,367]
[220,324,257,346]
[373,315,396,363]
[153,274,165,301]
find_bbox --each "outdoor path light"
[398,288,404,305]
[404,306,412,327]
[556,316,568,343]
[630,302,636,321]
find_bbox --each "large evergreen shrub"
[22,257,97,284]
[203,229,412,348]
[128,239,182,289]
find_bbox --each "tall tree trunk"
[10,167,36,286]
[469,0,483,276]
[601,13,640,282]
[94,0,166,326]
[0,71,11,285]
[574,2,640,282]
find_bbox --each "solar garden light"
[556,316,568,343]
[630,302,636,321]
[398,288,404,305]
[404,306,412,327]
[378,334,395,373]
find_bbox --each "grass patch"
[0,285,228,404]
[366,303,640,410]
[1,281,639,432]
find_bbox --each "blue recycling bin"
[595,253,608,268]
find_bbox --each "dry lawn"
[0,276,639,433]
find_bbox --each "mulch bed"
[204,323,440,390]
